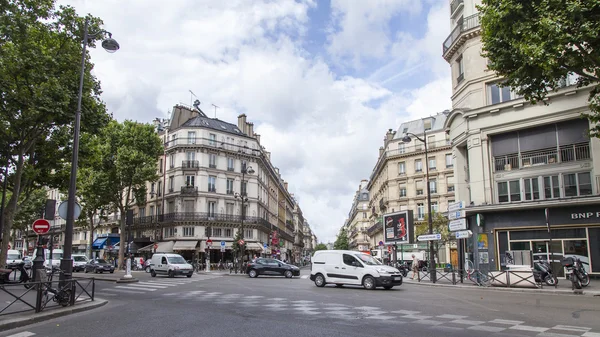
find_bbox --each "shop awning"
[173,241,199,251]
[92,238,107,249]
[154,241,175,253]
[199,241,233,250]
[138,243,155,252]
[246,242,263,251]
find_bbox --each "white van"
[150,253,193,278]
[32,249,63,269]
[310,250,403,290]
[5,249,23,267]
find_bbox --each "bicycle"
[465,259,490,287]
[40,269,72,308]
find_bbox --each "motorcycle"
[0,262,34,288]
[563,257,589,288]
[533,260,557,286]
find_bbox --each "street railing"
[412,269,541,288]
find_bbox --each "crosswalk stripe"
[144,282,185,286]
[104,288,146,294]
[115,285,158,291]
[7,332,36,337]
[134,283,168,289]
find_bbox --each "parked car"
[5,249,23,268]
[72,255,89,272]
[22,256,33,269]
[310,250,403,290]
[246,258,300,278]
[150,253,193,278]
[84,258,115,274]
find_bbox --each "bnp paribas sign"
[571,212,600,220]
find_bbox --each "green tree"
[91,120,163,267]
[314,243,327,251]
[333,228,349,250]
[0,0,111,263]
[10,189,47,253]
[479,0,600,135]
[415,212,450,263]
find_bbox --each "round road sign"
[238,239,245,246]
[32,219,51,234]
[206,239,212,246]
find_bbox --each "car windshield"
[355,254,381,265]
[96,259,108,264]
[46,253,63,260]
[167,256,187,264]
[74,256,87,262]
[7,254,20,260]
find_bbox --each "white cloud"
[58,0,451,243]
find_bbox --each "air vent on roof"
[203,121,209,126]
[220,125,227,130]
[234,129,241,133]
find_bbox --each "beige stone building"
[366,113,455,263]
[346,180,371,252]
[443,0,600,275]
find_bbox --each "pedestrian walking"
[411,254,419,280]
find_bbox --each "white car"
[310,250,403,290]
[72,255,89,272]
[150,253,193,278]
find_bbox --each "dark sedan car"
[84,259,115,274]
[246,258,300,278]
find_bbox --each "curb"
[116,278,139,283]
[0,299,108,331]
[403,280,600,296]
[73,276,121,282]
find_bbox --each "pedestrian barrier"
[413,269,540,288]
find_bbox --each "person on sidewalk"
[411,254,419,280]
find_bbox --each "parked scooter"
[533,260,557,286]
[564,257,589,288]
[397,262,409,277]
[0,262,33,288]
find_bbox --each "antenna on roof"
[193,99,207,117]
[211,104,219,118]
[188,90,197,107]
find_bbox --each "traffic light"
[126,210,133,226]
[44,199,56,220]
[205,226,212,237]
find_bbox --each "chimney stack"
[255,134,261,144]
[237,114,247,134]
[247,122,254,137]
[379,146,384,157]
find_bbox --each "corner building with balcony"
[346,180,371,253]
[443,0,600,276]
[366,113,456,264]
[132,104,296,264]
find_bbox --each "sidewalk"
[72,270,146,282]
[403,271,600,296]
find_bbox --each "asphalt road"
[1,269,599,337]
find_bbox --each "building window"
[417,203,425,220]
[398,162,406,175]
[524,177,540,201]
[399,184,407,197]
[543,175,560,199]
[226,179,234,194]
[168,176,174,192]
[186,151,195,162]
[186,175,195,187]
[150,183,155,195]
[159,158,163,173]
[431,201,438,213]
[226,203,234,215]
[150,206,155,216]
[224,228,232,237]
[209,154,217,168]
[209,133,217,146]
[446,154,453,168]
[428,157,436,170]
[207,201,216,217]
[208,176,216,192]
[362,212,367,219]
[446,176,454,192]
[169,153,175,168]
[429,179,437,194]
[165,227,176,238]
[139,207,146,217]
[564,172,592,197]
[183,227,195,237]
[427,136,435,148]
[398,143,405,154]
[424,120,432,131]
[498,180,521,203]
[245,229,254,239]
[415,159,423,172]
[213,227,222,237]
[416,180,423,195]
[170,134,177,146]
[457,55,464,83]
[227,158,234,171]
[488,82,520,105]
[157,181,162,196]
[188,131,196,144]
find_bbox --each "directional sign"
[263,243,268,249]
[220,246,225,252]
[220,241,225,247]
[448,201,465,213]
[417,234,442,241]
[378,241,384,247]
[448,210,465,221]
[206,239,212,246]
[455,230,473,239]
[448,218,467,231]
[32,219,51,234]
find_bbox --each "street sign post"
[447,201,465,213]
[417,234,442,241]
[448,210,466,221]
[220,241,225,247]
[454,230,473,239]
[448,218,467,231]
[32,219,51,235]
[220,246,225,252]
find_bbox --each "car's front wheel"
[248,269,258,278]
[284,270,293,278]
[314,274,326,287]
[151,270,156,277]
[363,276,376,290]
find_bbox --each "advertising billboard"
[383,210,414,244]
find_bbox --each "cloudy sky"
[59,0,452,243]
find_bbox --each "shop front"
[465,203,600,276]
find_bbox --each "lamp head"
[401,135,412,143]
[247,166,255,175]
[101,33,120,53]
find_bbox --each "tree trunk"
[88,211,95,260]
[118,214,125,269]
[0,152,25,266]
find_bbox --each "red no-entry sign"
[32,219,51,234]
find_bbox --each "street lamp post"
[234,163,254,270]
[60,18,119,284]
[402,132,437,283]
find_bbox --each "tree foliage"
[314,243,328,251]
[0,0,111,263]
[415,212,450,261]
[479,0,600,135]
[333,228,349,250]
[89,120,163,266]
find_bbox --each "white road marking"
[391,310,421,315]
[509,325,549,332]
[366,315,395,320]
[115,285,157,291]
[413,319,444,326]
[7,332,36,337]
[552,325,592,332]
[103,288,146,294]
[538,332,585,337]
[437,314,468,319]
[134,282,169,288]
[450,319,486,326]
[467,326,506,333]
[301,275,309,279]
[489,319,525,325]
[583,333,600,337]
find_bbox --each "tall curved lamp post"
[402,132,436,283]
[234,163,254,270]
[61,19,119,283]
